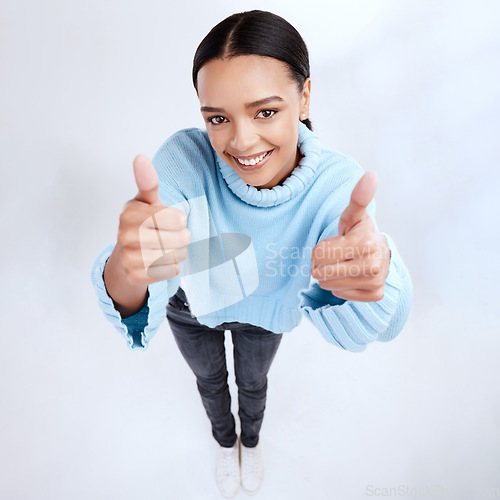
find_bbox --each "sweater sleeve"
[89,129,200,350]
[298,231,413,352]
[297,184,413,352]
[90,242,181,350]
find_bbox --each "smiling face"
[196,55,311,189]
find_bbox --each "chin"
[250,175,279,189]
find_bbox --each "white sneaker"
[240,441,264,495]
[215,437,241,498]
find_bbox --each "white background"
[1,0,499,499]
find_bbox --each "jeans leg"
[166,300,237,448]
[230,324,283,448]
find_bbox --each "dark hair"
[192,10,313,131]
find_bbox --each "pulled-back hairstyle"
[192,10,313,131]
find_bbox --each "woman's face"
[197,55,311,189]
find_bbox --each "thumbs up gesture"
[310,171,391,302]
[115,155,191,285]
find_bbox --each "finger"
[316,274,381,291]
[140,244,189,270]
[142,246,189,266]
[133,154,163,206]
[311,236,346,266]
[146,262,181,282]
[311,229,375,267]
[138,228,191,251]
[312,259,373,281]
[338,171,378,236]
[125,266,180,287]
[138,206,188,233]
[326,288,385,302]
[139,226,190,264]
[150,205,188,230]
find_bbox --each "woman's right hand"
[114,154,190,286]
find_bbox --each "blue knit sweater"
[90,122,412,351]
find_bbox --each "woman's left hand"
[310,171,391,302]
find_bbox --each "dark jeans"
[166,287,283,448]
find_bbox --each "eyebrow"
[200,95,284,113]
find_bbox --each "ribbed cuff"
[89,242,180,350]
[298,232,407,352]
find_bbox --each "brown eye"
[257,109,277,119]
[208,116,227,125]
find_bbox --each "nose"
[229,120,258,153]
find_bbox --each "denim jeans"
[166,287,283,448]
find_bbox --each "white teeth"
[236,151,268,166]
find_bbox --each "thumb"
[133,154,163,206]
[338,171,378,236]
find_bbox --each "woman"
[90,10,412,498]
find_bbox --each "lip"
[230,149,274,171]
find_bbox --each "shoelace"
[241,446,260,476]
[219,447,239,478]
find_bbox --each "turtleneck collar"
[214,121,321,207]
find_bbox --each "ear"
[299,77,311,119]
